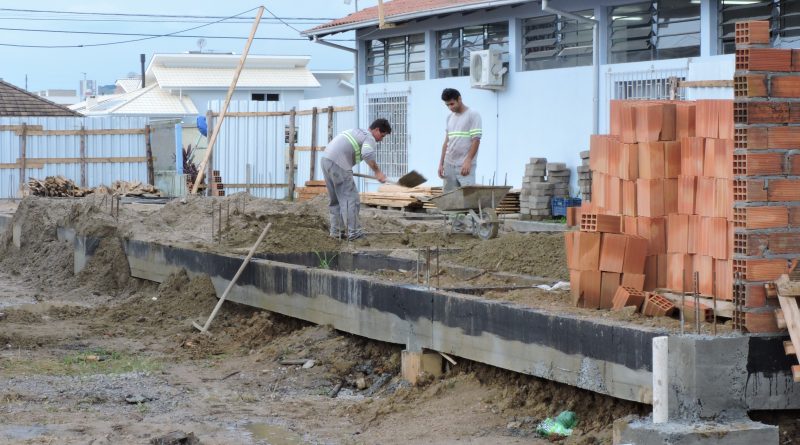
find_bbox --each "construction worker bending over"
[438,88,482,193]
[321,118,392,241]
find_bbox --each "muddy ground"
[0,195,797,444]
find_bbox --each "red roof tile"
[305,0,518,35]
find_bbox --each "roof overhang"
[303,0,531,38]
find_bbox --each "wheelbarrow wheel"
[474,208,499,240]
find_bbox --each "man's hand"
[460,161,472,176]
[438,163,445,179]
[376,171,388,183]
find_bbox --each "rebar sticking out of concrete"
[693,271,700,334]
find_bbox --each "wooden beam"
[206,106,353,118]
[192,6,264,194]
[785,340,796,356]
[79,126,87,187]
[145,124,154,186]
[0,124,43,132]
[679,80,734,88]
[310,106,318,181]
[23,128,146,136]
[0,157,147,169]
[19,123,27,194]
[287,107,297,201]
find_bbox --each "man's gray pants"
[321,158,362,238]
[442,162,476,193]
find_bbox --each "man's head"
[441,88,463,113]
[369,118,392,142]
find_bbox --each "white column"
[652,336,669,423]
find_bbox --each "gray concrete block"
[577,165,591,173]
[528,157,547,165]
[546,162,567,171]
[579,150,590,159]
[613,417,778,445]
[528,196,551,206]
[547,170,571,177]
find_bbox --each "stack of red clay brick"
[566,20,800,333]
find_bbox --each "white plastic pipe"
[652,336,669,423]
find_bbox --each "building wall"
[188,90,306,115]
[352,1,752,189]
[306,74,353,99]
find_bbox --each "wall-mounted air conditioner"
[470,49,507,90]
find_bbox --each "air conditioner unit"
[470,49,507,90]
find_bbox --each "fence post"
[79,126,87,187]
[205,110,214,196]
[288,107,297,201]
[310,106,318,181]
[19,123,27,196]
[145,124,154,186]
[327,106,334,142]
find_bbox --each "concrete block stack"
[519,158,552,221]
[577,150,591,201]
[563,20,800,334]
[546,162,571,198]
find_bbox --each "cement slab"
[507,220,569,232]
[613,417,779,445]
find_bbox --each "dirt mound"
[77,237,130,293]
[452,232,568,280]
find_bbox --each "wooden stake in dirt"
[193,222,272,334]
[191,6,264,194]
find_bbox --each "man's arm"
[461,113,482,175]
[366,159,387,183]
[438,131,448,178]
[461,138,480,176]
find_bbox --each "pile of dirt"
[77,237,130,293]
[451,232,568,280]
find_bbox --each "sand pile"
[452,232,568,280]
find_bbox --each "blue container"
[551,197,582,217]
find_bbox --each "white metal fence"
[206,100,355,199]
[0,116,149,198]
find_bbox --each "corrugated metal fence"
[0,116,149,198]
[207,100,354,199]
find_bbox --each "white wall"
[306,74,353,100]
[362,65,593,192]
[189,90,306,114]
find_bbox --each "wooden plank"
[224,183,287,189]
[679,80,734,88]
[19,123,27,193]
[0,157,147,168]
[24,128,146,136]
[0,124,43,132]
[785,340,796,356]
[191,6,264,194]
[777,308,787,329]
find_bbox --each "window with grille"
[366,93,408,180]
[719,1,800,55]
[366,34,425,84]
[437,22,509,78]
[522,10,594,71]
[609,0,700,64]
[612,76,686,100]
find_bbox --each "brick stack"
[210,170,225,197]
[565,20,800,332]
[577,150,591,201]
[731,20,800,333]
[520,158,552,220]
[546,162,571,198]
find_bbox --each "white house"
[72,53,354,118]
[303,0,800,188]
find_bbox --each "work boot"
[329,231,345,240]
[346,229,366,242]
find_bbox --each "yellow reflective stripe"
[342,131,362,163]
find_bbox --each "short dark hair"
[441,88,461,102]
[369,118,392,134]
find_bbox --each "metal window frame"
[609,0,701,63]
[436,22,510,78]
[522,9,594,71]
[365,33,426,84]
[365,92,409,180]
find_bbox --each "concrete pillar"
[652,336,668,423]
[401,349,443,385]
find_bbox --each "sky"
[0,0,379,92]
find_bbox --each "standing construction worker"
[321,118,392,241]
[438,88,482,192]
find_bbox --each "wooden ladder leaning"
[773,274,800,382]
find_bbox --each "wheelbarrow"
[428,185,511,240]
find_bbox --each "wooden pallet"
[774,274,800,382]
[361,184,442,210]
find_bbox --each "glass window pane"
[656,0,700,59]
[718,0,773,54]
[609,2,654,63]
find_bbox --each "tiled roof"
[305,0,523,36]
[0,79,81,117]
[151,66,320,89]
[115,78,143,93]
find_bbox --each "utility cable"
[0,26,353,42]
